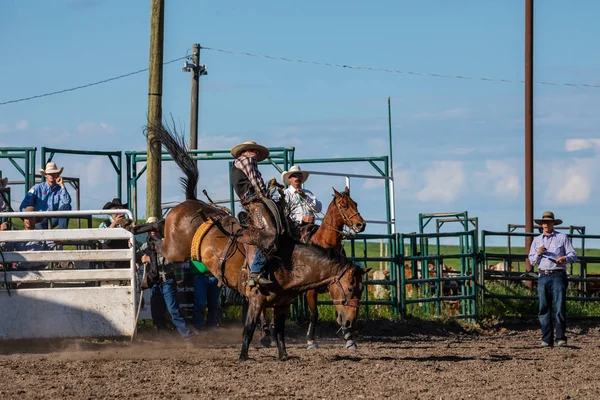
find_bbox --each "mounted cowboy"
[230,141,280,287]
[281,165,322,241]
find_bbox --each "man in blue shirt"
[528,211,577,348]
[20,162,72,230]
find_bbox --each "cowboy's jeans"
[250,248,267,274]
[151,278,192,338]
[36,203,72,230]
[193,275,221,330]
[538,271,568,345]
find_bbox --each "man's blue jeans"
[538,270,568,345]
[151,278,192,338]
[36,203,72,230]
[193,275,221,331]
[250,248,266,274]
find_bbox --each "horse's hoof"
[278,355,289,361]
[260,335,272,348]
[238,355,249,362]
[345,341,358,351]
[306,341,319,350]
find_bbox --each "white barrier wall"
[0,210,137,340]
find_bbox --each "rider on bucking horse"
[230,141,279,287]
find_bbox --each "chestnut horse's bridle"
[334,194,363,234]
[328,264,362,308]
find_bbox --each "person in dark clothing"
[230,141,278,287]
[99,198,131,268]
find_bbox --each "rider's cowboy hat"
[39,162,64,176]
[281,165,310,185]
[21,205,41,223]
[0,177,7,187]
[146,216,158,223]
[231,141,270,162]
[534,211,563,226]
[103,198,128,210]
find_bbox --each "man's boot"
[248,272,273,287]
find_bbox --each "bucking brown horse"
[138,124,369,361]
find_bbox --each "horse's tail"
[145,123,198,201]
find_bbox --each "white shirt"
[283,186,322,226]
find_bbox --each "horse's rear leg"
[273,306,290,361]
[259,308,273,347]
[306,289,319,349]
[239,296,263,361]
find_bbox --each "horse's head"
[328,264,371,331]
[333,187,366,234]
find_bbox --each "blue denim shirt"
[528,231,577,271]
[20,181,71,212]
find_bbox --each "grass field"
[344,240,600,274]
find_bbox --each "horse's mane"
[280,235,354,271]
[144,122,199,201]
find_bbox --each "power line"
[2,48,600,108]
[201,46,600,89]
[0,56,187,106]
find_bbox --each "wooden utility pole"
[189,43,201,157]
[524,0,534,284]
[146,0,165,220]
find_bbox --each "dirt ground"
[1,321,599,400]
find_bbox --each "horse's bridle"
[334,194,362,235]
[328,264,361,308]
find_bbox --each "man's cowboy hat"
[230,141,270,162]
[39,162,64,176]
[0,177,7,187]
[146,216,158,223]
[103,198,128,210]
[281,165,310,185]
[534,211,563,226]
[21,205,41,222]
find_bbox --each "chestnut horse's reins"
[328,264,361,308]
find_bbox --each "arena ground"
[1,320,599,399]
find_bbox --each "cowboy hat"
[21,205,41,222]
[0,177,7,187]
[146,216,158,223]
[39,162,64,176]
[281,165,310,185]
[230,141,270,162]
[534,211,563,226]
[103,198,128,210]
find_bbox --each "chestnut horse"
[141,125,369,360]
[266,187,366,349]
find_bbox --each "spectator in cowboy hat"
[99,198,131,268]
[0,205,55,270]
[20,162,72,230]
[528,211,577,348]
[281,165,322,239]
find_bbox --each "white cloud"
[565,138,600,152]
[544,158,595,205]
[362,178,385,189]
[476,160,520,199]
[76,121,115,135]
[416,161,465,203]
[14,120,29,131]
[0,120,29,134]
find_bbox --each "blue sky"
[1,0,600,246]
